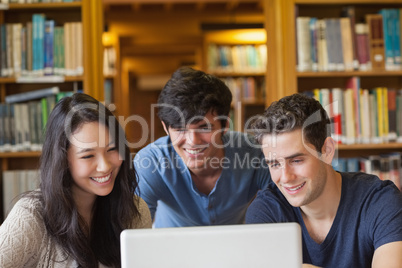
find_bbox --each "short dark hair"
[157,66,232,129]
[252,93,331,152]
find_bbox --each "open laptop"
[121,223,302,268]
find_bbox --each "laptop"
[121,223,302,268]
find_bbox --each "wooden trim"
[297,71,402,77]
[82,0,104,101]
[338,143,402,150]
[8,2,81,9]
[293,0,402,4]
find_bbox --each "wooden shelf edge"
[7,2,82,10]
[211,71,266,77]
[294,0,402,5]
[337,143,402,150]
[0,75,83,83]
[297,70,402,78]
[0,151,41,158]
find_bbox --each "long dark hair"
[38,93,140,267]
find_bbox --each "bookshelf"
[265,0,402,187]
[102,31,120,109]
[202,29,267,132]
[0,1,104,222]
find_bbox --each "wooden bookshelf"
[202,28,267,132]
[0,0,103,222]
[264,0,402,180]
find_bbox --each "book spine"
[366,14,386,70]
[387,88,397,142]
[296,16,312,72]
[44,20,54,76]
[392,9,401,69]
[5,86,60,103]
[0,24,6,77]
[317,19,329,72]
[379,9,395,70]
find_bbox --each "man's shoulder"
[342,172,398,191]
[135,136,174,157]
[341,172,402,204]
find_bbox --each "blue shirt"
[246,172,402,268]
[134,131,271,228]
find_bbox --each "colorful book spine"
[43,20,54,76]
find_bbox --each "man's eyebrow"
[265,153,306,164]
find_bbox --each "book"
[332,18,345,71]
[324,18,338,72]
[346,77,361,143]
[26,22,33,75]
[343,88,355,144]
[340,17,354,71]
[387,88,397,142]
[366,14,385,70]
[74,22,83,75]
[355,23,371,71]
[296,16,312,72]
[32,13,45,76]
[21,26,27,76]
[379,9,395,70]
[0,24,7,77]
[333,88,345,144]
[369,89,380,143]
[12,23,22,77]
[341,6,360,70]
[6,23,14,77]
[394,9,402,69]
[2,170,18,218]
[309,17,318,71]
[44,20,54,76]
[316,19,329,72]
[360,89,371,144]
[5,86,60,103]
[2,169,40,218]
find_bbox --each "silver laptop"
[121,223,302,268]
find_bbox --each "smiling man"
[246,93,402,268]
[134,66,271,227]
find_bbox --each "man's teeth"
[91,174,111,183]
[185,148,204,155]
[288,182,305,191]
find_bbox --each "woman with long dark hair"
[0,93,152,267]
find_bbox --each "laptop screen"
[121,223,302,268]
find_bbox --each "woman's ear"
[321,137,336,165]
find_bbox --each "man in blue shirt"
[246,93,402,268]
[134,66,271,227]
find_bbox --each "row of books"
[0,86,73,152]
[221,76,265,103]
[296,7,402,72]
[0,16,83,78]
[207,44,267,74]
[333,153,401,190]
[2,169,39,219]
[307,78,402,145]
